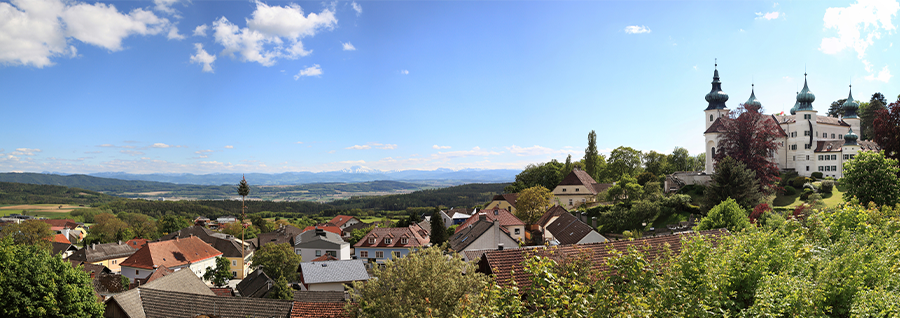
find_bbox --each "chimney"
[580,212,587,223]
[479,213,487,222]
[91,243,96,250]
[498,243,504,250]
[592,217,597,229]
[118,240,122,245]
[315,229,326,236]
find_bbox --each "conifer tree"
[430,208,447,246]
[585,130,601,181]
[238,175,250,268]
[703,156,762,212]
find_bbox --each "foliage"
[605,174,644,205]
[783,185,797,196]
[119,212,158,240]
[0,180,119,205]
[820,180,834,193]
[713,103,782,194]
[429,208,447,246]
[860,92,888,140]
[827,98,847,117]
[348,225,375,246]
[873,95,900,160]
[842,151,900,207]
[811,171,823,179]
[221,221,259,239]
[514,186,553,225]
[635,172,656,186]
[85,213,133,244]
[250,214,273,233]
[157,215,192,235]
[792,176,811,188]
[71,208,105,223]
[703,156,762,212]
[584,130,607,183]
[268,276,293,300]
[346,246,488,318]
[203,256,232,287]
[642,151,670,176]
[0,237,104,317]
[394,209,422,228]
[697,198,750,232]
[504,161,563,194]
[252,242,301,281]
[749,203,771,223]
[607,146,643,180]
[0,220,53,250]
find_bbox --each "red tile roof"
[353,224,429,248]
[328,215,360,228]
[120,236,223,270]
[303,225,342,235]
[558,169,598,187]
[52,233,71,244]
[477,229,728,290]
[536,205,569,228]
[210,287,234,297]
[37,219,79,229]
[491,194,519,206]
[455,208,524,234]
[291,301,348,318]
[311,254,339,262]
[125,238,149,249]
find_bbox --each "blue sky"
[1,0,898,174]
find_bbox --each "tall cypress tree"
[585,130,600,181]
[429,208,447,246]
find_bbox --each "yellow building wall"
[484,200,516,214]
[226,253,253,279]
[92,256,130,273]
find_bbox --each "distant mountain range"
[29,167,519,186]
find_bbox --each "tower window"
[710,115,714,122]
[711,147,716,157]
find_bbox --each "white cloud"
[99,144,115,148]
[432,145,451,149]
[212,1,337,67]
[506,145,578,157]
[152,0,181,16]
[624,25,651,34]
[11,148,41,156]
[190,43,216,73]
[346,144,370,150]
[151,143,171,148]
[296,141,304,144]
[0,0,173,67]
[166,26,184,40]
[294,64,322,79]
[865,65,893,82]
[436,146,502,159]
[224,145,234,149]
[819,0,899,58]
[194,149,213,158]
[755,11,781,20]
[342,42,356,51]
[346,142,397,150]
[351,1,362,16]
[400,70,409,75]
[120,150,145,156]
[773,2,779,7]
[193,24,208,36]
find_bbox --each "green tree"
[514,186,553,225]
[669,147,692,172]
[692,152,706,171]
[203,256,232,287]
[703,156,762,212]
[429,208,448,246]
[347,246,488,318]
[827,98,847,117]
[842,151,900,207]
[252,242,301,281]
[268,275,293,300]
[861,92,888,140]
[0,220,53,250]
[87,213,133,243]
[643,151,670,176]
[250,214,273,233]
[605,174,644,205]
[156,215,192,235]
[348,224,374,246]
[607,146,643,180]
[119,212,158,239]
[584,130,605,182]
[238,175,251,262]
[0,237,104,317]
[505,160,564,193]
[696,198,750,232]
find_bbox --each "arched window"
[711,147,716,157]
[710,115,714,122]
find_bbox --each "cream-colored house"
[552,169,612,209]
[484,194,518,214]
[68,242,138,273]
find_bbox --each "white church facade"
[702,65,879,179]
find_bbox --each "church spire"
[705,60,729,110]
[796,72,816,111]
[842,84,860,119]
[744,84,762,110]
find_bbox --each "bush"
[697,198,751,232]
[800,188,814,201]
[783,186,797,196]
[780,171,799,187]
[820,180,834,193]
[811,172,823,179]
[792,176,810,189]
[803,183,817,192]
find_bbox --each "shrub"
[780,171,799,187]
[783,186,797,196]
[749,203,771,224]
[792,176,810,189]
[800,188,814,201]
[811,172,823,179]
[697,198,751,232]
[820,180,834,193]
[803,183,817,192]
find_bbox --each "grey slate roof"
[295,229,347,249]
[236,268,274,298]
[545,211,600,245]
[160,226,253,258]
[69,241,137,263]
[140,288,294,318]
[449,219,512,252]
[254,224,304,248]
[299,260,369,285]
[108,268,216,318]
[52,242,76,256]
[293,291,347,303]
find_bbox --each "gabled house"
[552,168,613,209]
[52,241,78,258]
[341,221,374,239]
[298,259,369,291]
[543,210,607,245]
[119,236,222,283]
[124,238,148,249]
[426,209,453,229]
[236,268,275,298]
[69,241,139,273]
[38,219,86,243]
[295,228,351,261]
[455,207,526,242]
[160,226,254,279]
[105,267,216,318]
[485,194,519,214]
[445,207,475,226]
[449,215,518,262]
[303,224,342,236]
[328,215,361,230]
[353,224,429,264]
[254,224,304,250]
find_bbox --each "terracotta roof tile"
[454,208,524,234]
[291,301,348,318]
[293,291,347,303]
[120,236,222,270]
[303,225,342,235]
[328,215,360,228]
[558,169,598,187]
[353,224,429,248]
[52,233,71,244]
[311,254,339,262]
[210,287,235,297]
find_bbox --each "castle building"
[702,65,879,178]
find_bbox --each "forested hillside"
[0,182,119,205]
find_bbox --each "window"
[376,251,384,258]
[136,270,139,275]
[793,156,796,161]
[575,188,579,192]
[818,155,823,160]
[360,251,369,258]
[232,260,237,266]
[807,155,810,160]
[819,166,824,171]
[844,154,850,160]
[326,251,337,257]
[112,260,116,264]
[401,237,408,244]
[232,271,237,277]
[710,114,714,122]
[805,144,811,149]
[393,251,402,258]
[832,155,837,160]
[562,188,566,192]
[368,238,375,244]
[806,166,810,171]
[568,199,573,206]
[804,131,810,136]
[825,166,830,171]
[514,228,521,235]
[832,166,837,171]
[316,250,322,257]
[384,238,392,244]
[832,134,836,138]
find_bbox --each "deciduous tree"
[157,215,192,235]
[86,213,133,244]
[203,256,232,287]
[643,150,670,176]
[119,212,158,240]
[842,151,900,207]
[712,104,782,194]
[873,96,900,160]
[605,174,644,205]
[607,146,643,180]
[252,242,301,281]
[514,186,553,225]
[0,220,53,250]
[697,198,750,232]
[504,161,564,193]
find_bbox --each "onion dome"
[842,85,859,119]
[744,84,762,110]
[705,63,729,110]
[796,73,816,111]
[844,127,859,146]
[790,92,799,115]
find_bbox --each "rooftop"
[454,208,524,234]
[119,236,222,270]
[299,259,370,285]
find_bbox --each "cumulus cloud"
[819,0,899,58]
[865,65,893,82]
[400,70,409,75]
[296,141,304,144]
[11,148,41,156]
[0,0,175,67]
[193,24,208,36]
[120,150,145,156]
[294,64,322,79]
[224,145,234,149]
[212,1,337,67]
[342,42,356,51]
[432,145,451,149]
[506,145,578,157]
[346,142,397,150]
[151,143,171,148]
[190,43,216,73]
[755,11,781,20]
[351,1,362,16]
[624,25,651,34]
[166,26,185,40]
[194,149,213,158]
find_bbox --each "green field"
[772,183,846,208]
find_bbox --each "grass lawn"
[651,212,690,229]
[772,183,846,208]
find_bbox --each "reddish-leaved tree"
[873,96,900,161]
[713,103,784,195]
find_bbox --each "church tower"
[842,85,861,136]
[794,73,817,175]
[703,62,729,174]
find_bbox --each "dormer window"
[384,238,392,244]
[401,237,408,244]
[368,238,375,245]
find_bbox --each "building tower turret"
[842,85,861,137]
[794,73,818,176]
[703,62,729,174]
